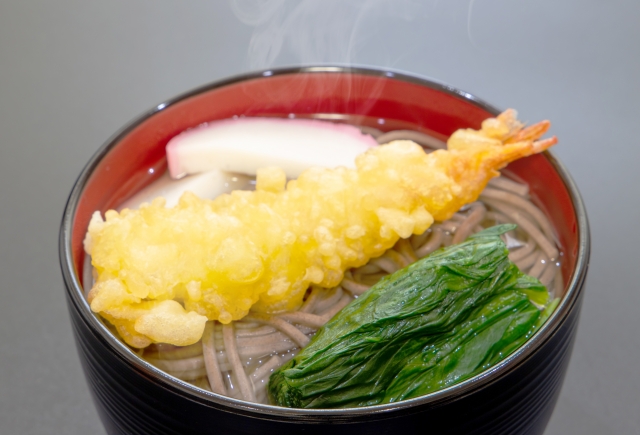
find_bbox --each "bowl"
[59,66,589,435]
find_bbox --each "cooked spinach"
[268,225,550,408]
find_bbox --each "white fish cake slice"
[166,118,377,179]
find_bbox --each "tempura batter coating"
[84,110,556,348]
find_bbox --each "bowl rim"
[59,65,590,419]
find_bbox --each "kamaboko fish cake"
[84,109,557,348]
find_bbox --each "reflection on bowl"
[60,66,589,435]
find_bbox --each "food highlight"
[83,109,559,405]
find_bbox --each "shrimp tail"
[506,120,551,143]
[437,110,557,221]
[488,135,558,169]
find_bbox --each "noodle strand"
[202,322,227,395]
[222,324,255,402]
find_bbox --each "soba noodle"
[83,127,563,405]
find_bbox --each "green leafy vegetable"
[268,225,550,408]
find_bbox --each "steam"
[229,0,426,70]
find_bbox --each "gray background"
[1,0,638,433]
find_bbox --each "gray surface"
[1,1,638,433]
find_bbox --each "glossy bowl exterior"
[60,66,589,435]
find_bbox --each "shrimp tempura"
[84,110,556,348]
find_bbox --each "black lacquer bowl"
[59,66,589,435]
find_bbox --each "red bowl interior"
[71,71,578,292]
